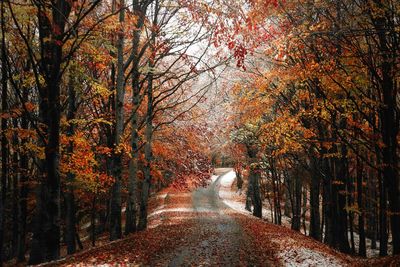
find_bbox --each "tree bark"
[357,157,366,257]
[235,163,244,190]
[379,171,388,256]
[17,85,29,262]
[91,195,96,247]
[138,0,159,231]
[372,7,400,255]
[138,60,154,231]
[249,164,262,218]
[309,158,321,240]
[110,0,126,241]
[291,169,301,231]
[245,174,253,212]
[65,70,77,254]
[332,143,350,253]
[29,0,72,263]
[0,1,8,263]
[12,119,19,257]
[125,0,147,235]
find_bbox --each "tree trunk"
[249,164,262,218]
[379,169,388,256]
[323,159,333,245]
[245,174,253,212]
[309,159,321,240]
[12,119,19,257]
[138,64,154,230]
[302,186,307,235]
[348,168,355,255]
[17,86,29,262]
[331,116,350,253]
[366,167,377,250]
[138,0,159,230]
[357,157,366,257]
[91,196,96,247]
[283,173,291,217]
[29,1,72,263]
[65,71,77,254]
[0,1,8,263]
[332,153,350,253]
[235,163,244,190]
[291,170,301,231]
[372,11,400,256]
[125,0,147,235]
[109,0,126,241]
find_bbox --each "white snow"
[211,175,219,183]
[149,206,218,217]
[156,194,168,199]
[279,247,342,267]
[217,171,253,216]
[223,199,249,212]
[148,207,196,217]
[219,170,236,186]
[217,170,292,226]
[350,230,392,257]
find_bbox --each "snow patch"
[156,194,168,199]
[149,207,196,217]
[217,171,252,216]
[219,170,236,187]
[149,207,219,217]
[279,247,342,267]
[223,199,249,213]
[211,175,219,183]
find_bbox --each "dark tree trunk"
[347,170,355,255]
[379,170,388,256]
[309,159,321,240]
[302,186,307,235]
[249,165,262,218]
[366,167,377,250]
[65,71,77,255]
[245,175,253,212]
[332,145,350,253]
[109,175,121,240]
[357,157,366,257]
[379,47,400,256]
[283,168,294,220]
[138,65,154,230]
[0,1,8,263]
[291,170,301,231]
[138,0,159,230]
[17,87,29,262]
[372,10,400,256]
[65,156,76,254]
[276,170,282,225]
[349,209,355,254]
[125,0,147,235]
[12,119,19,257]
[235,163,244,190]
[329,114,350,253]
[109,0,126,241]
[91,196,96,247]
[323,159,333,245]
[29,1,72,264]
[283,173,291,217]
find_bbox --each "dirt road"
[150,169,268,266]
[55,169,354,267]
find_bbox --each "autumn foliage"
[0,0,399,265]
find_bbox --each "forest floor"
[42,168,400,266]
